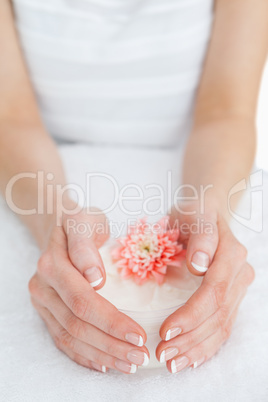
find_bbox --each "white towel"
[0,143,267,402]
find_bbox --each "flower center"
[136,235,159,259]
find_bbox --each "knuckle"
[54,334,63,351]
[105,340,118,356]
[236,243,248,261]
[30,296,38,309]
[222,322,232,341]
[210,280,229,309]
[246,264,255,285]
[106,310,122,337]
[37,252,53,277]
[70,238,88,256]
[183,302,198,324]
[55,328,75,351]
[205,223,218,242]
[28,275,39,296]
[216,305,230,330]
[65,314,82,339]
[69,293,91,321]
[185,331,197,347]
[194,343,205,359]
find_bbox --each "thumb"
[185,217,219,276]
[64,212,109,289]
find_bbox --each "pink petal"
[132,264,140,273]
[156,265,168,274]
[151,270,165,285]
[120,267,132,278]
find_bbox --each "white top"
[12,0,214,147]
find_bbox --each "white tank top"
[12,0,214,147]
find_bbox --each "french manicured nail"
[171,356,190,373]
[160,347,179,363]
[192,357,205,368]
[125,333,144,347]
[84,266,103,287]
[91,362,107,373]
[115,359,137,374]
[165,327,182,341]
[127,350,149,366]
[191,251,209,273]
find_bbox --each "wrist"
[172,191,222,218]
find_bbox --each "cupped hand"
[156,203,255,373]
[29,207,149,374]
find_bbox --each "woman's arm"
[156,0,268,372]
[0,0,69,249]
[183,0,268,215]
[0,1,148,373]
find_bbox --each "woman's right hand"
[28,207,149,373]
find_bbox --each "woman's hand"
[156,203,255,373]
[29,207,149,374]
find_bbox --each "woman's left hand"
[156,204,255,373]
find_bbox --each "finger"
[31,297,102,372]
[159,221,248,339]
[61,347,108,373]
[68,236,106,290]
[34,301,139,374]
[166,302,241,373]
[156,262,253,362]
[34,286,150,366]
[185,213,218,276]
[169,207,219,275]
[65,211,109,290]
[34,259,147,347]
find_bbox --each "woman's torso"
[12,0,214,147]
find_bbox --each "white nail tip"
[142,354,149,367]
[171,360,177,374]
[191,262,208,273]
[130,364,137,373]
[138,336,143,347]
[90,277,103,287]
[101,365,106,373]
[160,351,165,363]
[165,330,171,341]
[193,361,198,369]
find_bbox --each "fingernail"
[165,327,182,341]
[91,362,107,373]
[192,357,205,368]
[84,266,103,287]
[127,350,149,366]
[115,359,137,374]
[160,347,179,363]
[191,251,210,273]
[171,356,190,373]
[125,333,144,347]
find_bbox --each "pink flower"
[112,217,186,285]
